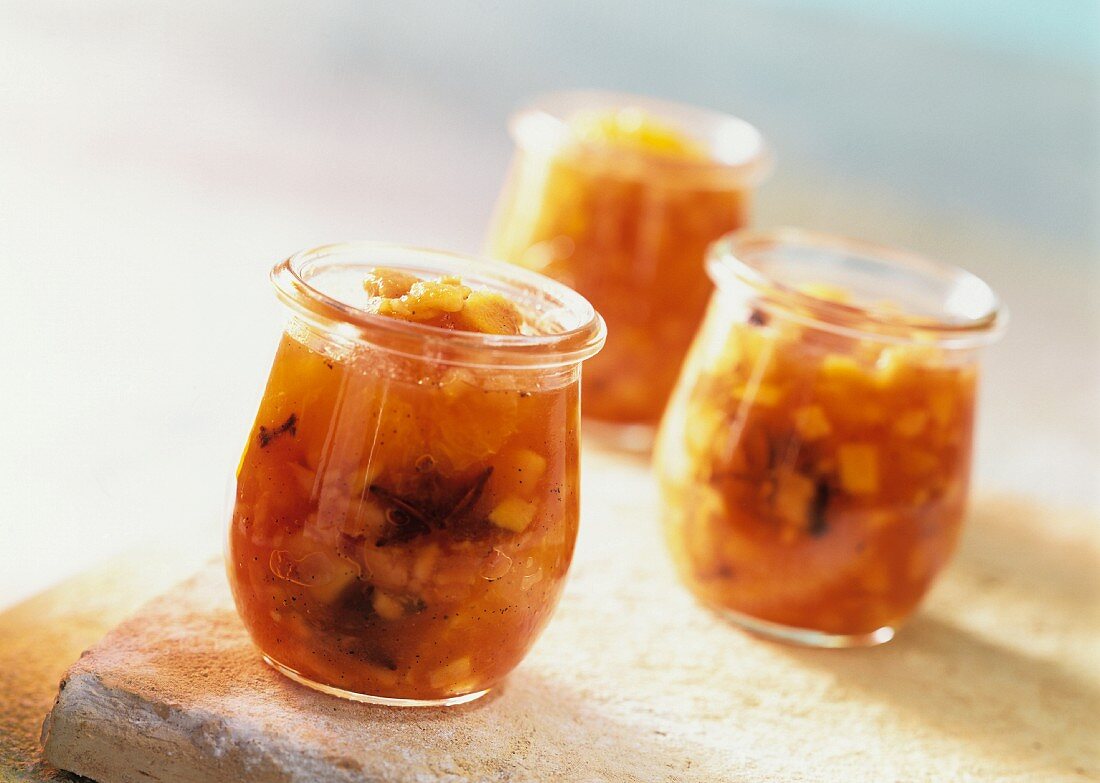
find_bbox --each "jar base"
[262,655,491,707]
[717,607,896,648]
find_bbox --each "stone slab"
[20,453,1100,781]
[0,551,200,783]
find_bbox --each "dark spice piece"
[370,466,494,546]
[449,516,494,542]
[443,467,493,526]
[369,485,432,546]
[808,479,831,537]
[445,467,495,541]
[258,413,298,448]
[747,308,769,327]
[342,638,398,671]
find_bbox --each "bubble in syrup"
[480,548,513,581]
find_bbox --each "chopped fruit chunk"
[510,449,547,481]
[370,590,403,621]
[452,290,523,335]
[362,268,419,298]
[433,382,518,470]
[489,497,538,532]
[821,354,865,384]
[362,268,528,335]
[308,556,362,604]
[893,409,929,438]
[497,448,548,497]
[793,405,832,441]
[429,656,473,691]
[838,443,879,495]
[371,590,408,621]
[773,469,816,529]
[371,276,470,322]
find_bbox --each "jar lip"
[508,89,774,186]
[708,228,1008,348]
[271,242,607,369]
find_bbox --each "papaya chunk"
[363,268,526,335]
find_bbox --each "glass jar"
[486,91,772,440]
[226,243,605,705]
[655,229,1005,646]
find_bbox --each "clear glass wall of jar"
[486,91,772,444]
[655,229,1005,647]
[227,243,605,705]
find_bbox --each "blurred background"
[1,0,1097,607]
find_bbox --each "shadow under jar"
[655,229,1005,647]
[227,243,605,705]
[486,91,772,441]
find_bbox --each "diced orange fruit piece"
[893,409,929,438]
[429,656,473,690]
[433,378,518,470]
[309,556,362,604]
[773,469,816,528]
[452,290,523,335]
[371,277,471,322]
[496,448,548,497]
[372,589,407,621]
[838,443,879,495]
[362,268,419,298]
[362,268,527,335]
[793,405,832,441]
[821,354,865,384]
[510,449,547,480]
[489,497,538,532]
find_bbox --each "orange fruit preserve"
[488,94,771,428]
[655,231,1004,644]
[228,249,604,703]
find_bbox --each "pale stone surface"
[0,551,200,783]
[24,453,1100,781]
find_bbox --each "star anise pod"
[369,466,494,546]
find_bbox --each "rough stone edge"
[40,668,369,783]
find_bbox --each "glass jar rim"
[508,90,774,186]
[707,228,1007,348]
[271,242,607,369]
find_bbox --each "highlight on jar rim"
[706,227,1007,347]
